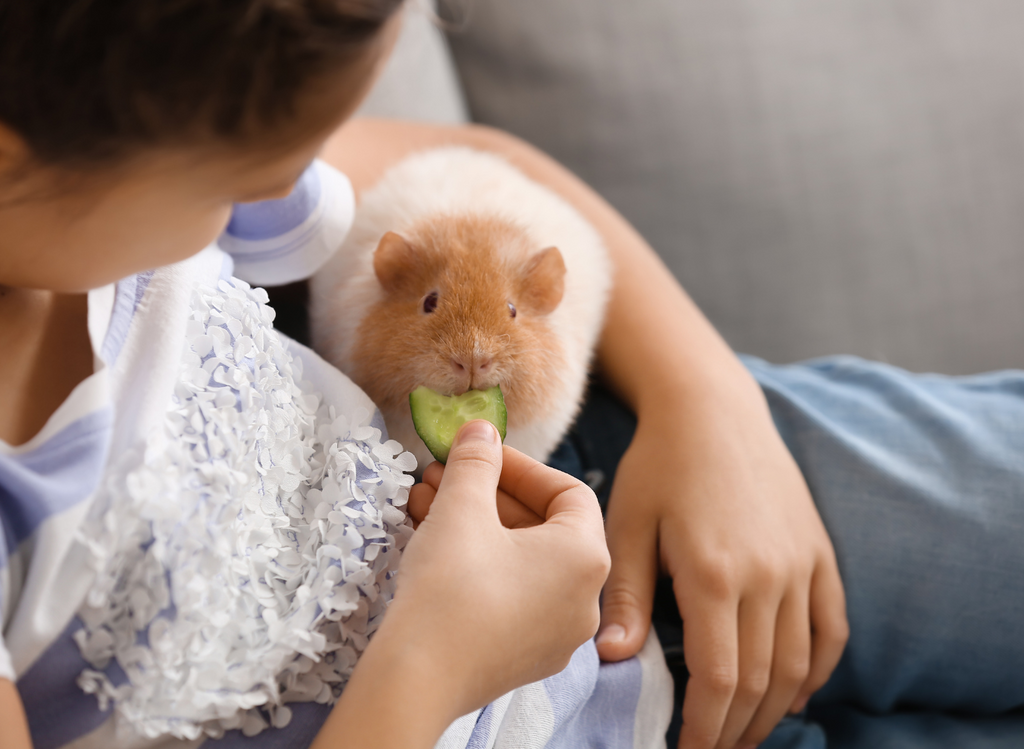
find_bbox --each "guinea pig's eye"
[422,291,439,314]
[508,302,517,318]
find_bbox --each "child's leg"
[553,356,1024,748]
[746,355,1024,747]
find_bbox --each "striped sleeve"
[1,468,16,683]
[218,159,355,287]
[0,539,11,681]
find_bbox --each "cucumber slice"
[409,386,507,464]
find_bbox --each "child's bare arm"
[323,119,849,749]
[0,680,32,749]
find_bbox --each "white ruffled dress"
[71,249,416,740]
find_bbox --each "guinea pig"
[309,146,612,472]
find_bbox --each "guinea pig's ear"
[373,231,420,293]
[518,246,566,315]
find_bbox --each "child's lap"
[550,355,1024,748]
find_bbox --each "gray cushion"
[447,1,1024,373]
[356,1,468,124]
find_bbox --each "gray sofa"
[358,0,1024,375]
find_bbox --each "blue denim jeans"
[548,355,1024,748]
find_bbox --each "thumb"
[433,420,504,518]
[596,518,658,662]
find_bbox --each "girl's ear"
[373,231,421,293]
[517,246,566,315]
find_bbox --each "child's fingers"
[407,482,436,526]
[677,597,740,749]
[427,444,588,526]
[416,458,544,529]
[431,420,504,524]
[427,439,602,543]
[716,596,782,749]
[497,491,546,529]
[596,502,658,662]
[791,559,848,712]
[740,591,811,746]
[420,460,444,489]
[499,449,605,548]
[494,448,608,598]
[496,446,592,520]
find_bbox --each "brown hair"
[0,0,403,166]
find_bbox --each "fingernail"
[791,695,809,713]
[595,624,626,646]
[456,420,499,445]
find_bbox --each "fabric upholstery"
[356,0,468,124]
[446,1,1024,373]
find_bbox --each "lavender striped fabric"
[435,635,672,749]
[225,167,322,242]
[218,160,355,287]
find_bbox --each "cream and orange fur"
[310,147,611,471]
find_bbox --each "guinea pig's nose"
[450,355,493,384]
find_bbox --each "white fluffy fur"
[310,147,611,466]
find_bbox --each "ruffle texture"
[73,278,416,740]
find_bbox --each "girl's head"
[0,0,404,291]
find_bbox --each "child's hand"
[386,420,609,719]
[409,459,545,531]
[597,393,849,749]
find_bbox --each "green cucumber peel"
[409,385,507,464]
